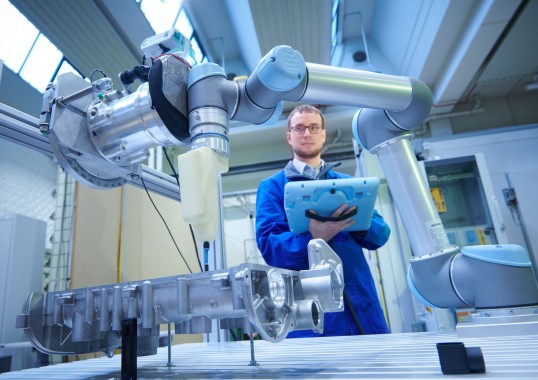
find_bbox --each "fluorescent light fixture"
[525,81,538,91]
[525,74,538,91]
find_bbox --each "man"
[255,104,391,337]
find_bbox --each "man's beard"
[293,146,322,160]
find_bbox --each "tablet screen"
[284,177,380,234]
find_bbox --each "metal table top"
[1,332,537,379]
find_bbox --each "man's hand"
[308,203,356,242]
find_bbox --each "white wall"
[0,139,57,251]
[0,214,46,371]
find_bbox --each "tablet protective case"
[284,177,380,234]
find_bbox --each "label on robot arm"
[426,219,451,251]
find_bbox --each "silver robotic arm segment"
[406,250,469,309]
[408,244,538,310]
[186,44,308,151]
[186,63,237,156]
[302,63,418,111]
[337,56,538,319]
[243,45,307,109]
[17,241,344,354]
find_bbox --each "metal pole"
[166,323,173,367]
[55,86,93,107]
[248,332,258,367]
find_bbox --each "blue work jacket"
[255,161,391,337]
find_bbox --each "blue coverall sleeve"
[351,210,391,250]
[255,177,311,270]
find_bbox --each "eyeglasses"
[289,124,324,135]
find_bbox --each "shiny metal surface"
[46,52,190,188]
[87,82,178,165]
[376,137,452,257]
[0,103,182,200]
[188,107,230,157]
[1,332,537,379]
[303,63,413,111]
[457,306,538,338]
[48,72,131,188]
[17,239,343,355]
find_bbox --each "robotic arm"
[19,31,347,356]
[22,29,538,357]
[188,42,538,334]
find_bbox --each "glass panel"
[190,37,203,65]
[0,0,39,72]
[331,18,337,45]
[54,59,83,80]
[19,34,62,92]
[140,0,182,34]
[332,0,339,16]
[174,9,193,39]
[330,0,339,57]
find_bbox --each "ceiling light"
[525,74,538,91]
[525,81,538,91]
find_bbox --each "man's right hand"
[308,203,356,242]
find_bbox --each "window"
[56,60,82,78]
[0,0,82,93]
[0,1,39,72]
[0,0,205,93]
[139,0,207,65]
[174,10,193,39]
[140,0,182,34]
[19,34,63,92]
[331,0,339,58]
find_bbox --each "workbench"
[1,332,536,379]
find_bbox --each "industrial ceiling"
[8,0,538,181]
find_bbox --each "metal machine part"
[16,239,343,356]
[42,41,191,189]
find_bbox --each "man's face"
[287,111,326,161]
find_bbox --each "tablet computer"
[284,177,380,234]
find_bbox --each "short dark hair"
[287,104,325,130]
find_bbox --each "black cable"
[89,69,106,82]
[343,289,364,335]
[190,226,204,272]
[162,146,179,185]
[162,147,203,272]
[140,177,193,274]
